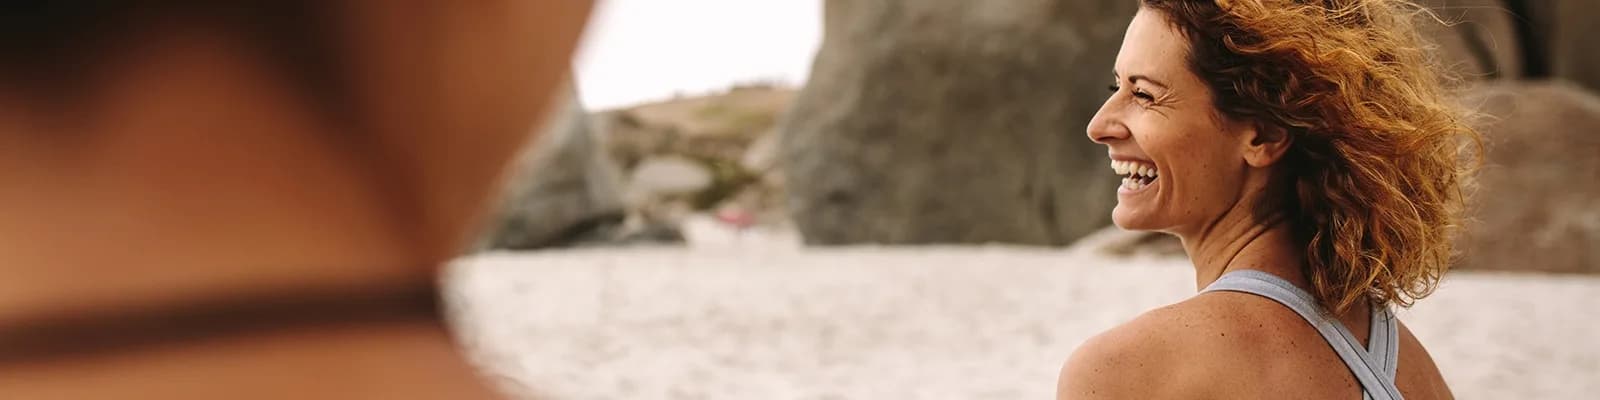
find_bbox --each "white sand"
[446,246,1600,399]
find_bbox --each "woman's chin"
[1110,206,1157,231]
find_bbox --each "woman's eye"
[1109,83,1155,106]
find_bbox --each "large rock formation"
[598,86,794,230]
[482,88,627,250]
[1544,1,1600,91]
[1487,0,1600,89]
[1417,0,1523,80]
[1456,81,1600,273]
[779,0,1135,246]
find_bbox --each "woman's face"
[1086,9,1256,236]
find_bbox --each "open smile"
[1111,159,1158,193]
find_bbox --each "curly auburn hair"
[1139,0,1482,312]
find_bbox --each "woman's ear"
[1242,123,1292,168]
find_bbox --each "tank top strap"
[1368,301,1401,379]
[1202,269,1404,400]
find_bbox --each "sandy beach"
[446,245,1600,399]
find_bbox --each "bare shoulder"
[1056,308,1183,399]
[1396,321,1455,400]
[1061,291,1457,399]
[1057,297,1264,400]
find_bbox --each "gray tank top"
[1202,270,1403,400]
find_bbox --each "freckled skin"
[1059,9,1453,400]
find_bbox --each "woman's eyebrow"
[1113,71,1171,90]
[1129,75,1170,90]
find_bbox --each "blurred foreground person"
[1062,1,1476,399]
[0,2,590,398]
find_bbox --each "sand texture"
[447,247,1600,399]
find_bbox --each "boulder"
[482,87,627,250]
[598,87,796,218]
[1546,0,1600,91]
[740,131,780,173]
[627,156,715,200]
[779,0,1134,246]
[1491,0,1600,90]
[1416,0,1523,80]
[1456,81,1600,274]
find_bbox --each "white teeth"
[1121,176,1144,190]
[1110,159,1159,180]
[1138,164,1158,178]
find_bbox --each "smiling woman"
[1062,0,1478,399]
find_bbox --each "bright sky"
[572,0,823,110]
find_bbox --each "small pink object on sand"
[715,208,756,231]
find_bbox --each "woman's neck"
[1180,206,1308,292]
[1179,201,1377,345]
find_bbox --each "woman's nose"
[1086,98,1129,144]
